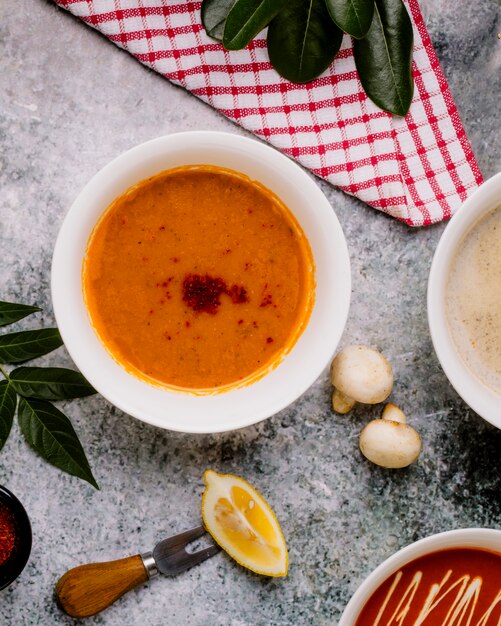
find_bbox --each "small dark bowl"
[0,486,32,591]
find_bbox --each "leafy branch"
[0,300,98,489]
[201,0,414,116]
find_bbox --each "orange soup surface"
[354,548,501,625]
[83,165,315,391]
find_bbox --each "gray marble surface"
[1,1,500,624]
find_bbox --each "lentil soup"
[83,165,315,391]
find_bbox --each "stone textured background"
[0,1,500,624]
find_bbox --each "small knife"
[55,525,219,618]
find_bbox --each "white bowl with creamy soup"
[339,528,501,626]
[52,132,351,433]
[428,172,501,429]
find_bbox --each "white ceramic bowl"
[52,132,351,433]
[428,172,501,429]
[339,528,501,625]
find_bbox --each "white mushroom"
[359,405,422,468]
[331,345,393,413]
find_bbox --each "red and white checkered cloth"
[54,0,483,226]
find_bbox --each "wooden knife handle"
[55,554,149,618]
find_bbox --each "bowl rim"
[51,131,351,433]
[0,485,32,591]
[427,171,501,429]
[338,527,501,625]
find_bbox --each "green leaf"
[17,397,99,489]
[10,367,96,401]
[223,0,289,50]
[202,0,235,41]
[353,0,413,116]
[0,381,17,451]
[0,301,41,327]
[0,328,63,364]
[267,0,343,84]
[324,0,374,39]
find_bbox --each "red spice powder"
[260,294,273,307]
[182,274,248,314]
[0,504,16,566]
[227,284,248,304]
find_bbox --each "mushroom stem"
[332,388,356,414]
[382,403,406,424]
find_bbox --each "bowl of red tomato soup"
[52,132,350,433]
[339,528,501,626]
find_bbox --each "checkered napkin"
[54,0,483,226]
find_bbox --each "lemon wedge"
[202,470,288,577]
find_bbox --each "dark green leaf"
[353,0,413,116]
[324,0,374,39]
[0,328,63,364]
[267,0,343,84]
[0,381,16,451]
[0,301,41,327]
[202,0,235,40]
[223,0,289,50]
[17,397,98,489]
[10,367,96,401]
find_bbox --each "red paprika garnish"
[227,284,248,304]
[260,293,273,307]
[182,274,248,314]
[0,504,17,567]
